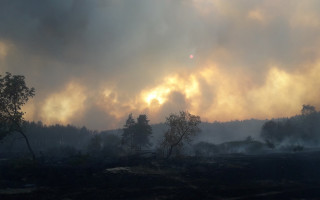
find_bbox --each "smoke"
[1,0,320,129]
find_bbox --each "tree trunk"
[19,130,36,162]
[166,145,174,159]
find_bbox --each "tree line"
[261,104,320,149]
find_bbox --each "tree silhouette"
[134,114,152,150]
[122,114,152,152]
[0,72,36,160]
[87,134,102,155]
[161,111,201,158]
[301,104,316,116]
[122,113,136,151]
[261,120,278,144]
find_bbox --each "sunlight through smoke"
[41,82,86,124]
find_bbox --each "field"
[1,151,320,199]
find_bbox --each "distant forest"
[1,105,320,160]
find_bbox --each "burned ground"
[1,151,320,199]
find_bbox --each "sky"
[1,0,320,130]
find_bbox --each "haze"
[1,0,320,130]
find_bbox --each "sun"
[146,93,163,105]
[143,87,171,106]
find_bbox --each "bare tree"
[0,72,35,160]
[161,111,201,159]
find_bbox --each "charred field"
[1,151,320,200]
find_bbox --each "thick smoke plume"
[1,0,320,129]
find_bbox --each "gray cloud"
[156,91,188,120]
[1,0,320,129]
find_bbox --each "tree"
[0,72,35,160]
[87,134,102,155]
[261,120,277,139]
[122,113,136,151]
[121,114,152,152]
[101,134,122,157]
[161,111,201,158]
[134,114,152,150]
[301,104,316,116]
[300,104,318,143]
[261,120,279,147]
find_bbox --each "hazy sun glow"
[145,90,169,105]
[41,82,86,124]
[141,74,201,108]
[0,41,8,60]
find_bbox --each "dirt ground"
[1,151,320,199]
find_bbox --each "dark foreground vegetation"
[1,151,320,199]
